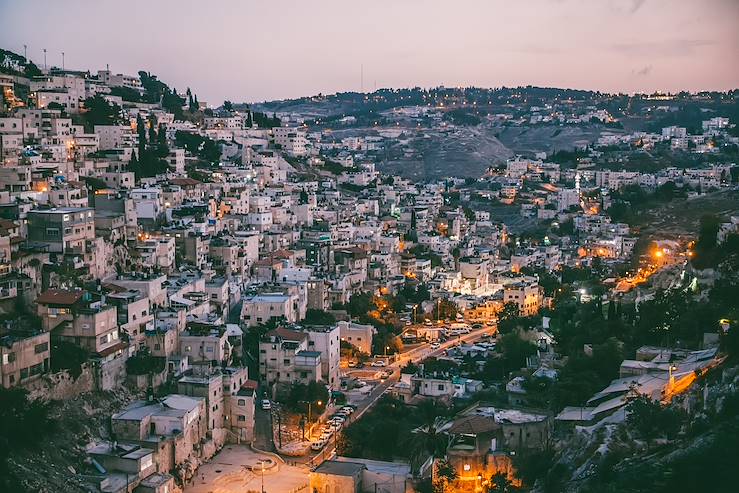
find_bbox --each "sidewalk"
[184,445,309,493]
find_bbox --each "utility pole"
[61,51,65,72]
[42,48,47,71]
[23,44,27,60]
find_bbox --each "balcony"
[0,286,18,300]
[295,350,321,369]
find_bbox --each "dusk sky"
[1,0,737,104]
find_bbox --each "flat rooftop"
[313,460,365,477]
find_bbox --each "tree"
[486,472,518,492]
[498,332,538,374]
[46,101,66,114]
[223,100,234,112]
[346,292,373,317]
[433,459,458,492]
[435,299,458,320]
[627,394,685,446]
[0,387,55,491]
[136,114,147,151]
[283,380,329,416]
[408,416,451,473]
[175,130,222,164]
[302,309,336,326]
[692,214,721,269]
[157,123,168,149]
[82,95,122,131]
[497,302,523,333]
[148,116,157,143]
[128,150,139,176]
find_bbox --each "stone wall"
[126,368,168,391]
[22,364,96,401]
[98,354,128,391]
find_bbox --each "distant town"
[0,46,738,493]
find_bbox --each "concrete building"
[310,460,365,493]
[241,292,300,327]
[503,277,543,317]
[258,327,322,387]
[305,324,341,390]
[337,320,375,355]
[0,327,50,388]
[27,207,95,254]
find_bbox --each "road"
[304,324,495,467]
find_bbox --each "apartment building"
[503,277,543,317]
[0,326,50,388]
[27,207,95,254]
[258,327,322,386]
[241,292,300,327]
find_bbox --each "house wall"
[310,472,360,493]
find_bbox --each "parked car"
[261,399,271,410]
[341,406,355,414]
[371,360,387,367]
[311,440,326,451]
[471,323,483,329]
[330,415,346,424]
[430,342,441,349]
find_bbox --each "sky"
[1,0,737,104]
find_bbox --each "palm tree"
[407,401,452,474]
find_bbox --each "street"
[304,324,495,467]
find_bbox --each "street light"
[260,460,265,493]
[300,399,323,440]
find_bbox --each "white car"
[261,399,271,410]
[371,360,387,367]
[430,342,441,349]
[311,440,326,451]
[341,406,355,414]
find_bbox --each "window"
[237,415,246,422]
[154,344,161,350]
[438,384,444,391]
[34,343,49,354]
[238,399,246,406]
[185,345,192,352]
[283,359,290,365]
[7,352,16,363]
